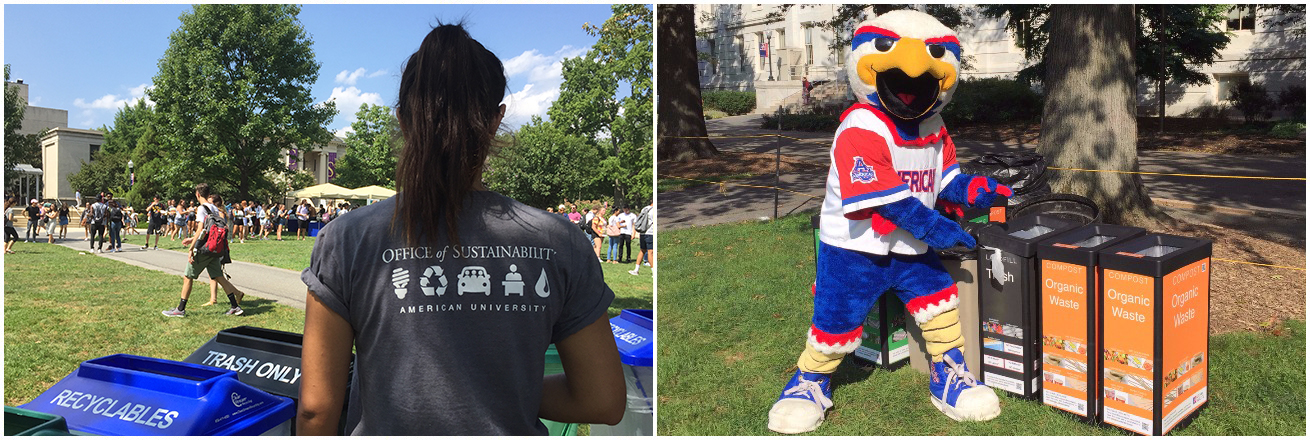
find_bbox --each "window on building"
[805,26,814,66]
[1227,5,1256,31]
[708,38,718,74]
[1215,73,1249,102]
[89,144,100,160]
[736,35,747,73]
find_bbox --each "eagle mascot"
[768,10,1011,434]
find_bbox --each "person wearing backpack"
[162,183,247,318]
[88,196,108,252]
[629,203,654,276]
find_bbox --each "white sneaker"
[628,269,640,276]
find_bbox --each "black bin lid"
[1037,223,1148,258]
[182,326,351,399]
[1098,233,1213,278]
[977,214,1078,257]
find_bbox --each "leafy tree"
[981,5,1231,86]
[334,103,400,189]
[657,4,718,162]
[4,64,45,185]
[67,146,131,201]
[148,4,336,202]
[1037,5,1167,228]
[549,3,653,207]
[485,117,601,207]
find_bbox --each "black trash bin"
[1036,223,1146,420]
[974,214,1077,398]
[183,326,354,435]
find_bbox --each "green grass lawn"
[658,213,1306,436]
[3,241,307,407]
[112,228,317,272]
[4,232,653,410]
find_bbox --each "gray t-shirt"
[301,191,614,435]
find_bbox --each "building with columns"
[287,137,348,185]
[696,5,1306,118]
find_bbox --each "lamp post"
[766,31,774,81]
[127,160,134,189]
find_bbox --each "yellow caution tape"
[660,135,1305,181]
[658,174,821,199]
[1212,258,1305,271]
[1048,167,1305,181]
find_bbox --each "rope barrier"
[660,135,1306,271]
[1048,167,1306,181]
[659,174,821,199]
[660,134,1306,181]
[1212,258,1305,271]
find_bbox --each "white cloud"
[73,83,153,110]
[324,86,385,135]
[499,45,589,128]
[333,125,355,138]
[501,83,561,128]
[325,86,384,116]
[335,68,387,86]
[503,46,588,84]
[71,83,153,129]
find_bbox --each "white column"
[318,151,328,184]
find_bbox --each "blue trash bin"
[590,309,653,436]
[308,221,322,237]
[21,354,295,436]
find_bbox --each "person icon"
[503,264,525,296]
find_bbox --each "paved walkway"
[661,115,1305,244]
[21,227,310,310]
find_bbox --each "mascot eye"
[928,44,946,58]
[874,38,895,52]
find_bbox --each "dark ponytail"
[394,22,507,246]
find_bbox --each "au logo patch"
[850,157,877,184]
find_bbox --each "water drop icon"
[535,268,550,298]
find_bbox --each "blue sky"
[4,4,617,135]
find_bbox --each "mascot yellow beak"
[855,37,958,120]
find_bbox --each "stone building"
[696,5,1306,117]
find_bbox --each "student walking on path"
[24,199,40,242]
[629,203,655,276]
[88,197,107,252]
[161,183,246,318]
[5,198,18,253]
[107,200,125,252]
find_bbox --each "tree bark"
[657,4,719,162]
[1039,4,1169,228]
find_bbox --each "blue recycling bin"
[21,354,295,436]
[590,309,654,436]
[308,221,322,237]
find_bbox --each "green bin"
[5,406,76,436]
[541,345,578,436]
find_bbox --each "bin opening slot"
[1134,245,1180,258]
[1068,234,1115,248]
[1008,224,1053,240]
[89,355,225,381]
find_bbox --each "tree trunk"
[1039,4,1170,228]
[657,4,719,162]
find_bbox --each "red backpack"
[195,205,230,260]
